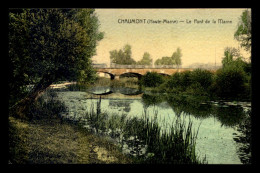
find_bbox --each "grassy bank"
[8,89,132,164]
[9,87,206,164]
[8,116,132,164]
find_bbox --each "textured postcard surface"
[9,8,251,165]
[93,8,250,67]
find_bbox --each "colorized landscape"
[8,8,252,164]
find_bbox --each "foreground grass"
[8,116,132,164]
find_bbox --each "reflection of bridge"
[95,68,194,80]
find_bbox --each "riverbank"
[8,116,132,164]
[9,80,251,164]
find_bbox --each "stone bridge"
[95,68,195,80]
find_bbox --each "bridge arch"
[120,72,143,80]
[158,73,171,77]
[97,71,115,80]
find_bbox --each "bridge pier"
[114,75,120,80]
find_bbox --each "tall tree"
[171,47,182,68]
[221,47,249,74]
[154,47,182,66]
[109,44,136,65]
[221,47,245,67]
[9,9,103,118]
[154,56,172,65]
[234,9,251,52]
[137,52,152,65]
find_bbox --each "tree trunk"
[9,74,55,119]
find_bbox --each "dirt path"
[9,117,132,164]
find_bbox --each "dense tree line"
[110,44,182,66]
[110,44,153,66]
[154,47,182,67]
[140,9,251,101]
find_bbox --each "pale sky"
[92,8,251,67]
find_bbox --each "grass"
[9,87,206,164]
[8,116,132,164]
[81,98,207,164]
[8,89,132,164]
[66,82,89,91]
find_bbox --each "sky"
[92,8,251,67]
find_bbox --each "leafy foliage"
[189,69,213,90]
[234,9,251,52]
[214,67,247,99]
[9,9,103,108]
[213,46,251,99]
[166,69,212,93]
[154,47,182,66]
[136,52,152,65]
[110,44,136,65]
[140,72,164,87]
[154,56,173,65]
[171,47,182,67]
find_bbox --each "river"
[54,86,251,164]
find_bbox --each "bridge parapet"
[109,63,181,69]
[96,68,196,80]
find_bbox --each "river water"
[54,87,251,164]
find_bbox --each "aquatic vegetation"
[80,98,206,164]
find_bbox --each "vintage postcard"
[9,8,251,164]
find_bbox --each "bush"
[189,69,213,90]
[185,82,208,97]
[166,69,212,93]
[166,72,186,92]
[28,89,67,120]
[215,67,247,99]
[180,71,193,87]
[140,72,164,87]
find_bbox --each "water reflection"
[141,93,249,128]
[140,93,251,164]
[166,95,213,118]
[59,87,251,164]
[233,110,252,164]
[88,86,113,95]
[141,94,164,108]
[109,100,133,112]
[212,106,247,127]
[89,86,143,96]
[111,87,143,95]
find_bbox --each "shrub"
[140,72,164,87]
[185,82,208,97]
[28,89,67,120]
[215,67,247,99]
[180,71,193,87]
[166,73,185,92]
[189,69,213,90]
[166,69,212,93]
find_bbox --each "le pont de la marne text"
[117,19,232,24]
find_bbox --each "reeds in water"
[81,98,206,164]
